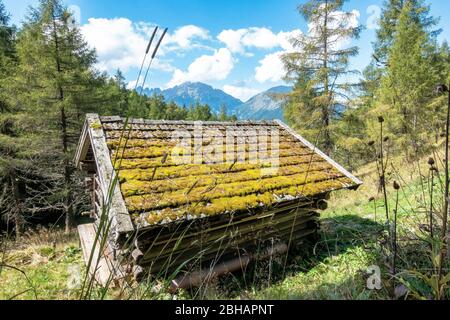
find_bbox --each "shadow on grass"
[178,214,385,300]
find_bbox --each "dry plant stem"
[429,170,435,240]
[393,190,399,276]
[380,121,389,222]
[439,87,450,283]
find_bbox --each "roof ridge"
[98,115,278,126]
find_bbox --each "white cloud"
[254,30,302,83]
[80,18,209,73]
[255,51,286,83]
[167,48,235,87]
[254,8,360,84]
[218,27,299,55]
[367,5,381,30]
[223,85,259,102]
[81,18,147,72]
[167,25,210,49]
[216,27,302,84]
[276,30,302,51]
[217,29,248,54]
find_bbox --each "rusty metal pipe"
[169,243,288,292]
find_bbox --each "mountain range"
[137,82,292,121]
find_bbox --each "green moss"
[135,178,352,226]
[90,121,102,130]
[112,145,309,160]
[124,173,351,213]
[120,162,335,195]
[102,128,358,225]
[114,154,322,171]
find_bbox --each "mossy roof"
[96,117,361,227]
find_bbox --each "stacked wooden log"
[75,115,361,286]
[127,198,326,279]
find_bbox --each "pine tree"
[0,1,43,237]
[0,1,14,56]
[147,94,167,120]
[361,0,441,104]
[0,0,15,113]
[127,90,147,118]
[14,0,101,233]
[108,69,129,116]
[375,1,441,155]
[374,0,440,62]
[282,0,361,155]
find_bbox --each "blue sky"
[3,0,450,102]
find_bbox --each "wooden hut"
[75,114,362,288]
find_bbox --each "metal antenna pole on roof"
[139,27,168,96]
[133,26,159,92]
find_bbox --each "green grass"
[1,154,449,300]
[0,241,84,300]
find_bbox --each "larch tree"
[0,0,20,235]
[361,0,440,104]
[14,0,100,233]
[0,0,45,238]
[375,1,441,155]
[374,0,440,63]
[282,0,361,155]
[0,0,15,112]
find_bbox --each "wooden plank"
[85,114,135,236]
[74,120,91,169]
[77,223,112,286]
[274,120,363,188]
[99,117,278,127]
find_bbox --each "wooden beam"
[77,223,113,286]
[74,119,91,169]
[99,116,278,127]
[274,120,363,187]
[77,223,130,287]
[85,114,135,237]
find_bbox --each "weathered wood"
[275,120,363,188]
[75,115,359,284]
[134,206,317,250]
[94,189,103,206]
[136,210,318,253]
[74,120,91,169]
[85,114,134,236]
[133,265,145,282]
[77,223,112,286]
[131,248,144,265]
[315,199,328,211]
[80,162,97,174]
[78,223,131,287]
[99,117,278,127]
[137,213,318,269]
[169,243,288,292]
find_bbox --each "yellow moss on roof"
[124,170,347,212]
[111,145,310,160]
[99,119,359,226]
[114,154,323,170]
[135,178,353,226]
[120,162,335,195]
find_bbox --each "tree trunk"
[52,8,73,234]
[10,169,24,240]
[62,108,74,234]
[322,0,332,155]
